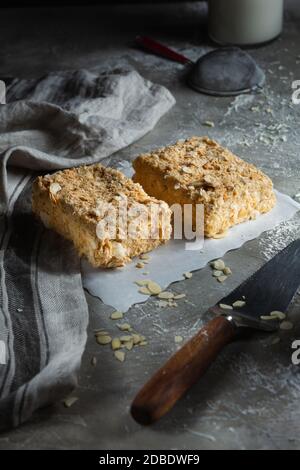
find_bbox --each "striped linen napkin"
[0,68,175,430]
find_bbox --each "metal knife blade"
[131,239,300,424]
[210,239,300,331]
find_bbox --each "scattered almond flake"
[202,120,215,127]
[114,350,126,362]
[168,301,178,307]
[269,311,286,320]
[95,330,109,336]
[211,259,225,271]
[125,340,134,351]
[139,254,150,260]
[217,275,227,283]
[94,328,106,333]
[16,308,23,312]
[117,323,131,331]
[111,338,122,350]
[139,286,151,295]
[135,280,150,286]
[223,266,232,275]
[142,271,150,275]
[184,272,192,279]
[110,310,123,320]
[49,182,62,195]
[91,356,97,366]
[120,335,133,342]
[212,270,223,277]
[174,183,181,190]
[130,334,139,345]
[182,165,193,174]
[260,315,277,321]
[157,300,168,308]
[279,321,293,331]
[63,396,78,408]
[135,262,144,269]
[96,335,112,345]
[219,303,233,310]
[147,281,162,295]
[175,335,183,343]
[173,293,186,300]
[242,295,246,300]
[158,291,174,300]
[232,300,246,308]
[139,335,146,342]
[139,341,148,346]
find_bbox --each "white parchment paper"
[82,190,300,312]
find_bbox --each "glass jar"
[208,0,284,46]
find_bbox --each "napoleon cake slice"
[32,163,172,268]
[133,136,276,238]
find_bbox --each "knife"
[131,239,300,425]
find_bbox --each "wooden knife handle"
[131,316,237,425]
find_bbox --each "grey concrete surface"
[0,1,300,450]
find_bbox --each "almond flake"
[111,338,122,350]
[49,182,62,195]
[138,286,151,295]
[182,166,193,174]
[139,341,148,346]
[139,254,150,260]
[217,275,227,283]
[114,350,126,362]
[232,300,246,308]
[173,294,186,300]
[223,266,232,275]
[212,270,223,277]
[219,303,233,310]
[184,272,192,279]
[120,335,132,342]
[110,311,123,320]
[125,340,134,351]
[269,311,286,320]
[135,280,150,286]
[96,335,112,345]
[175,335,183,343]
[260,315,276,321]
[202,120,215,127]
[147,281,162,295]
[135,262,144,269]
[63,396,78,408]
[132,334,141,345]
[211,259,225,271]
[158,291,174,300]
[117,323,131,331]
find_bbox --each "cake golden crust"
[32,163,172,268]
[133,137,276,237]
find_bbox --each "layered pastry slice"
[133,137,276,238]
[32,163,172,268]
